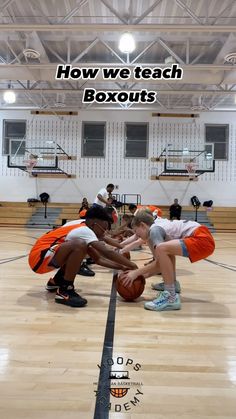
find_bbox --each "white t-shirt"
[64,219,84,226]
[45,221,97,260]
[154,217,200,239]
[66,225,98,245]
[94,188,108,207]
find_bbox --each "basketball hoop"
[185,162,197,180]
[24,154,39,175]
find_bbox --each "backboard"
[8,139,58,172]
[165,147,215,174]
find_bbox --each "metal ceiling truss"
[1,1,236,111]
[2,88,236,96]
[100,0,128,25]
[1,23,236,32]
[174,0,203,25]
[72,37,100,63]
[212,1,236,25]
[59,0,89,24]
[133,0,164,25]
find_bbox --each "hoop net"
[24,154,39,175]
[185,162,197,178]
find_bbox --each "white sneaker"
[144,290,181,311]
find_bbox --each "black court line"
[205,258,236,272]
[0,254,28,265]
[93,273,117,419]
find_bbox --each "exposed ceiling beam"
[190,40,219,65]
[186,39,189,64]
[5,39,21,63]
[155,96,168,109]
[209,95,230,110]
[99,39,126,64]
[67,38,71,63]
[157,37,185,64]
[59,0,89,24]
[2,105,236,111]
[30,0,52,24]
[128,0,133,24]
[100,0,128,24]
[26,32,51,64]
[43,43,66,63]
[29,81,40,89]
[0,0,15,14]
[1,24,236,32]
[3,88,236,95]
[211,0,236,25]
[0,33,223,43]
[131,40,158,64]
[9,51,24,65]
[0,63,234,70]
[16,80,42,107]
[175,0,203,25]
[213,33,236,64]
[133,0,163,25]
[72,37,99,63]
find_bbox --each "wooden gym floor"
[0,227,236,419]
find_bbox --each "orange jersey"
[29,222,85,274]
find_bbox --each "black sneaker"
[86,258,95,265]
[55,286,88,307]
[78,262,95,277]
[45,276,60,292]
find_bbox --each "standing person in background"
[169,199,182,220]
[93,184,115,208]
[128,204,138,215]
[104,197,118,224]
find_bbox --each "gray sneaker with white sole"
[151,280,181,293]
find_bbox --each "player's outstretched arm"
[88,241,137,270]
[87,246,131,271]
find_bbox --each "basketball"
[116,273,145,301]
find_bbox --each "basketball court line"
[2,240,35,246]
[0,254,28,264]
[205,258,236,272]
[93,273,117,419]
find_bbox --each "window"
[125,123,148,158]
[2,120,26,155]
[205,124,228,160]
[82,122,105,157]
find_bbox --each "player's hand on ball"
[122,270,139,287]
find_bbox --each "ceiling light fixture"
[3,83,16,104]
[224,53,236,64]
[165,56,176,64]
[23,48,40,59]
[118,32,136,54]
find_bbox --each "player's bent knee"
[155,243,168,255]
[67,239,87,251]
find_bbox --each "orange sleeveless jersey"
[28,222,86,274]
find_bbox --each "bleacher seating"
[0,201,236,231]
[0,203,36,226]
[206,207,236,232]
